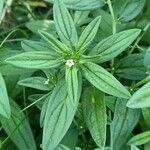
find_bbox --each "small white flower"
[65,59,75,68]
[44,78,49,85]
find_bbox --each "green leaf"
[113,0,146,22]
[18,77,54,91]
[88,29,141,63]
[75,147,82,150]
[5,51,63,69]
[55,145,71,150]
[77,16,101,52]
[144,47,150,67]
[0,0,4,19]
[74,11,90,26]
[0,100,36,150]
[142,108,150,127]
[82,87,107,148]
[66,66,80,105]
[60,126,78,149]
[128,131,150,146]
[26,20,56,35]
[0,73,11,118]
[111,99,140,150]
[39,30,69,53]
[81,62,131,99]
[105,96,117,112]
[131,145,140,150]
[42,79,81,150]
[92,9,112,41]
[40,93,51,127]
[53,0,78,47]
[0,63,35,75]
[21,40,54,52]
[46,0,105,10]
[127,82,150,108]
[116,53,146,80]
[144,142,150,150]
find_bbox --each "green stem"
[106,0,116,71]
[135,75,150,88]
[129,22,150,54]
[0,29,18,48]
[107,0,116,35]
[0,111,31,148]
[21,93,49,112]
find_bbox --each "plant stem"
[0,29,18,48]
[21,93,50,112]
[0,112,31,148]
[106,0,116,35]
[135,75,150,88]
[129,22,150,54]
[106,0,116,71]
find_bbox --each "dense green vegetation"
[0,0,150,150]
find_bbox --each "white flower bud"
[44,78,49,85]
[65,59,75,68]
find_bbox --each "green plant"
[0,0,150,150]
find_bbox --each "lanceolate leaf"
[42,79,81,150]
[0,73,11,118]
[0,0,4,19]
[66,66,79,105]
[142,108,150,127]
[111,99,140,150]
[113,0,146,22]
[82,87,107,148]
[131,145,140,150]
[116,53,146,80]
[38,30,70,53]
[77,16,101,52]
[18,77,54,91]
[0,100,36,150]
[53,0,78,47]
[5,51,63,69]
[21,40,55,52]
[127,82,150,108]
[81,62,131,99]
[88,29,141,63]
[128,130,150,146]
[40,93,51,127]
[25,20,56,35]
[144,47,150,66]
[46,0,105,11]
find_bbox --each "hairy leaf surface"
[81,62,131,99]
[5,51,63,69]
[88,29,141,63]
[127,82,150,108]
[0,73,11,118]
[82,87,106,148]
[53,0,78,47]
[77,16,101,52]
[42,78,81,150]
[111,99,140,150]
[128,131,150,146]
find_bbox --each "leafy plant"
[0,0,150,150]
